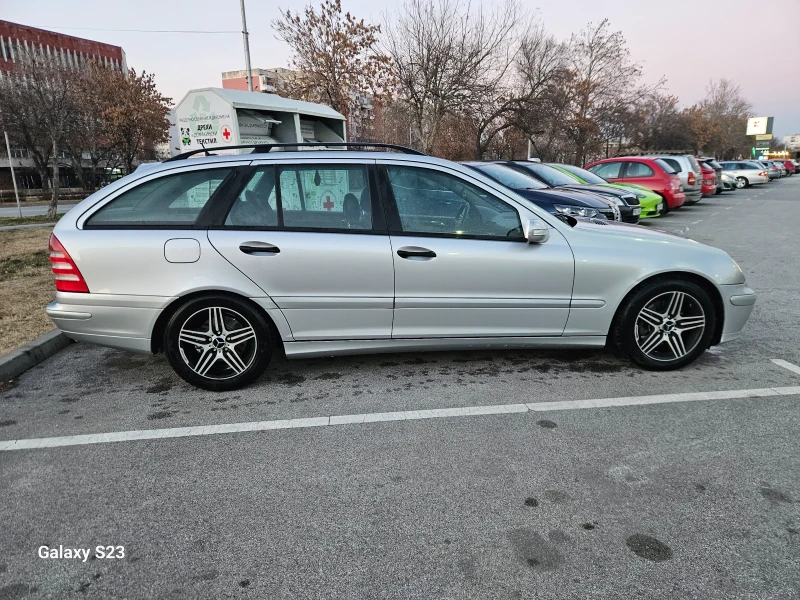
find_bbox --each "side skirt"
[283,336,607,359]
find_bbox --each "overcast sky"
[3,0,799,136]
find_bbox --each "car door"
[208,159,395,340]
[379,162,575,338]
[620,160,656,187]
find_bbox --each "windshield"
[469,163,548,190]
[515,162,580,186]
[654,159,677,174]
[551,163,607,185]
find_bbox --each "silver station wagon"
[47,144,756,391]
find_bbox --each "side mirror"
[524,217,550,244]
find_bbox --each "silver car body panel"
[47,151,755,359]
[718,162,769,186]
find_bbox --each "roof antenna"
[200,141,210,157]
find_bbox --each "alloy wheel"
[736,177,746,189]
[178,306,258,380]
[634,291,706,362]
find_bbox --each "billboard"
[746,117,773,136]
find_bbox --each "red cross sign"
[221,125,232,143]
[322,195,335,211]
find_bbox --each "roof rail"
[164,142,425,162]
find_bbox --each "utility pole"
[240,0,253,92]
[3,130,23,218]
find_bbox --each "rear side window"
[87,168,233,227]
[687,156,700,172]
[660,158,682,173]
[655,159,677,174]
[279,165,372,230]
[225,167,278,227]
[624,162,654,178]
[588,162,622,179]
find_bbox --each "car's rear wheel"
[736,177,748,189]
[164,295,273,391]
[613,280,715,371]
[658,194,670,215]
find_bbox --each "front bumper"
[717,284,756,344]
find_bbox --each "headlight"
[554,204,598,218]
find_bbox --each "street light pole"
[240,0,253,92]
[3,130,23,218]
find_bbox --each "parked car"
[46,143,756,390]
[644,154,703,204]
[698,162,717,197]
[461,161,620,221]
[503,160,641,224]
[584,157,686,214]
[782,160,796,175]
[718,161,769,187]
[758,161,781,180]
[769,161,787,177]
[719,172,738,192]
[697,157,723,194]
[547,162,663,218]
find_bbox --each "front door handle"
[239,241,280,255]
[396,246,436,259]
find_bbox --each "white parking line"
[711,212,719,216]
[771,359,800,376]
[2,385,800,452]
[691,220,703,225]
[725,207,732,210]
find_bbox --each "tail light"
[49,234,89,293]
[759,171,767,177]
[688,172,696,185]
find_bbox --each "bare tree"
[274,0,394,130]
[467,21,568,159]
[0,47,77,217]
[699,78,752,158]
[563,20,644,164]
[383,0,520,155]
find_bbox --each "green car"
[549,163,663,219]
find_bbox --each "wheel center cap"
[212,336,226,348]
[662,319,676,332]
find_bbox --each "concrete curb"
[0,329,72,382]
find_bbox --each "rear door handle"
[239,241,280,255]
[396,246,436,259]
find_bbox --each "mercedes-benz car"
[47,144,756,391]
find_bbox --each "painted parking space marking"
[2,385,799,452]
[771,359,800,376]
[691,220,703,225]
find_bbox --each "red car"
[783,160,796,175]
[699,162,717,196]
[585,157,686,213]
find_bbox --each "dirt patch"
[0,228,56,355]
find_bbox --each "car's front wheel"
[736,177,748,189]
[613,280,715,370]
[164,295,273,391]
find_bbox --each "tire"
[658,194,670,215]
[164,295,273,391]
[613,279,716,371]
[736,177,748,189]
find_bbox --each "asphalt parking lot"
[2,178,799,599]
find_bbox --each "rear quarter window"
[588,162,622,179]
[86,168,233,227]
[660,158,681,173]
[654,159,677,174]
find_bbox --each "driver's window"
[385,165,523,240]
